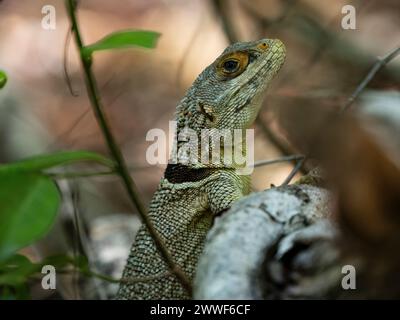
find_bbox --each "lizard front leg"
[205,172,250,216]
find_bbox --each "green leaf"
[0,173,60,261]
[0,284,30,300]
[0,70,7,89]
[0,253,32,269]
[0,256,34,298]
[70,255,89,272]
[0,254,83,287]
[82,30,160,58]
[42,254,76,269]
[0,254,38,286]
[0,150,114,174]
[0,151,112,261]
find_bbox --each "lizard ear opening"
[216,51,249,79]
[198,101,215,122]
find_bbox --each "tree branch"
[341,45,400,112]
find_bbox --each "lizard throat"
[164,163,219,183]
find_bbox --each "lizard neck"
[169,126,250,171]
[169,99,251,171]
[164,163,222,183]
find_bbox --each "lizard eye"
[222,60,239,73]
[217,51,249,79]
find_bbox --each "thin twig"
[175,9,204,90]
[256,117,308,174]
[63,26,79,97]
[45,72,133,153]
[256,118,297,156]
[254,154,304,168]
[57,268,172,285]
[47,170,115,179]
[281,157,305,186]
[65,0,192,295]
[240,0,296,31]
[280,46,400,185]
[47,164,153,179]
[45,107,91,151]
[120,271,172,285]
[341,45,400,112]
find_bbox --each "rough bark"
[194,184,341,299]
[195,91,400,299]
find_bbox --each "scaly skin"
[117,39,286,299]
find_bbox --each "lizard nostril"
[257,42,269,51]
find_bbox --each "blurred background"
[0,0,399,299]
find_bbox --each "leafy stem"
[64,0,192,295]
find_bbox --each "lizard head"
[178,38,286,131]
[174,39,285,169]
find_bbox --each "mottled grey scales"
[117,39,286,299]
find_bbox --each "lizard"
[117,38,286,299]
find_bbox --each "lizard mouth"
[227,39,286,112]
[253,39,286,77]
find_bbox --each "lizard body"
[117,39,286,299]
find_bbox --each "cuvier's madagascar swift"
[118,39,286,299]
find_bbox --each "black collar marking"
[164,164,217,183]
